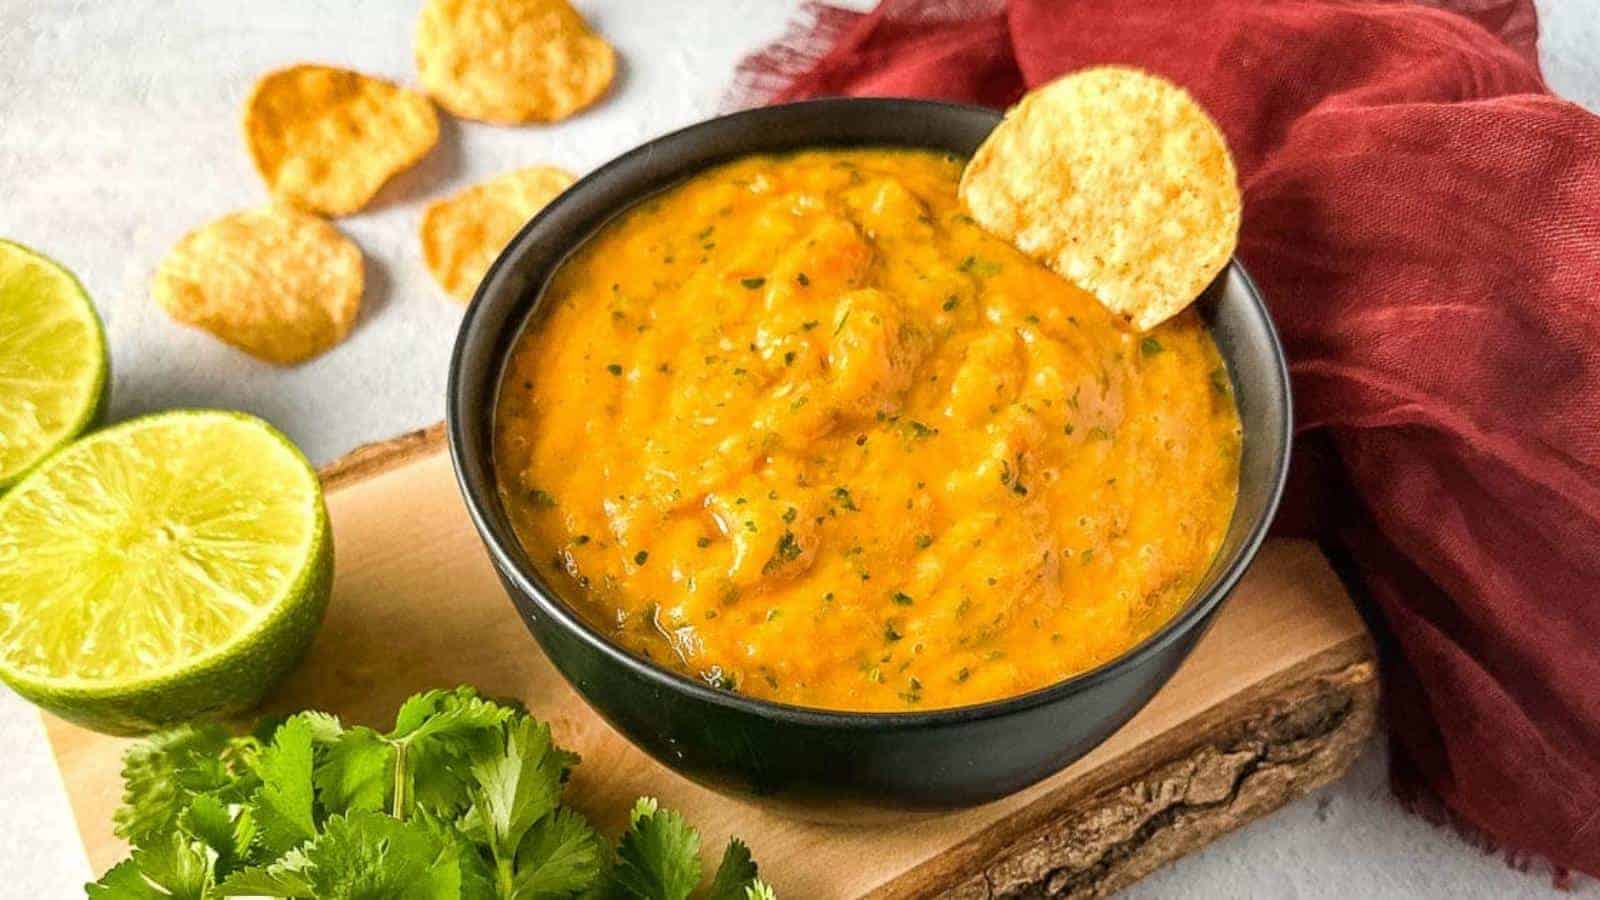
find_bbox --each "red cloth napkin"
[731,0,1600,880]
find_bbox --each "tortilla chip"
[421,166,576,300]
[959,66,1240,331]
[152,206,364,365]
[415,0,615,124]
[245,64,439,216]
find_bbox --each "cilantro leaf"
[221,811,477,900]
[86,859,168,899]
[613,799,702,900]
[179,793,255,878]
[461,717,566,865]
[628,797,659,826]
[88,831,213,899]
[249,715,318,856]
[389,686,513,744]
[215,846,315,898]
[390,686,517,820]
[315,725,394,816]
[300,811,471,900]
[113,723,255,849]
[705,839,758,900]
[405,737,478,821]
[511,807,606,899]
[298,710,348,745]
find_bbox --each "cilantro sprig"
[88,686,775,900]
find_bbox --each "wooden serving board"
[44,425,1377,898]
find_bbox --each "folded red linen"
[731,0,1600,879]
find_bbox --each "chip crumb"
[245,64,439,216]
[959,66,1240,331]
[420,166,577,300]
[415,0,616,124]
[152,205,364,365]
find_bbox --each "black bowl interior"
[449,98,1291,729]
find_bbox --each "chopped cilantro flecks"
[891,591,915,606]
[527,488,556,508]
[740,276,766,289]
[633,550,649,566]
[832,486,858,511]
[900,677,924,704]
[762,531,804,574]
[1141,336,1164,356]
[958,255,1002,277]
[606,363,624,376]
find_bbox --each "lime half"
[0,411,331,734]
[0,240,109,491]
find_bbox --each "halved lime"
[0,239,109,491]
[0,410,332,734]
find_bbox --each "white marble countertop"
[2,1,1596,895]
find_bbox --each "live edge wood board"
[44,424,1377,898]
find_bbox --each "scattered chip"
[415,0,616,124]
[420,166,576,300]
[959,66,1240,331]
[245,64,439,216]
[152,206,364,365]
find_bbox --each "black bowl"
[448,98,1291,813]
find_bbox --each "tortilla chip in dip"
[960,66,1240,332]
[152,206,364,365]
[421,166,576,301]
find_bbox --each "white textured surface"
[1,1,1596,895]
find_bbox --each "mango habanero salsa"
[494,148,1241,711]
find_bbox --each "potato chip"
[245,64,439,216]
[959,66,1240,331]
[415,0,616,124]
[152,206,364,365]
[420,166,576,300]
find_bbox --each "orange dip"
[494,148,1241,711]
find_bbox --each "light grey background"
[2,1,1595,895]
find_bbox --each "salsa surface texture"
[494,148,1241,711]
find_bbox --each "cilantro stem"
[391,740,410,822]
[496,856,516,895]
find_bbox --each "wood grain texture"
[43,425,1376,898]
